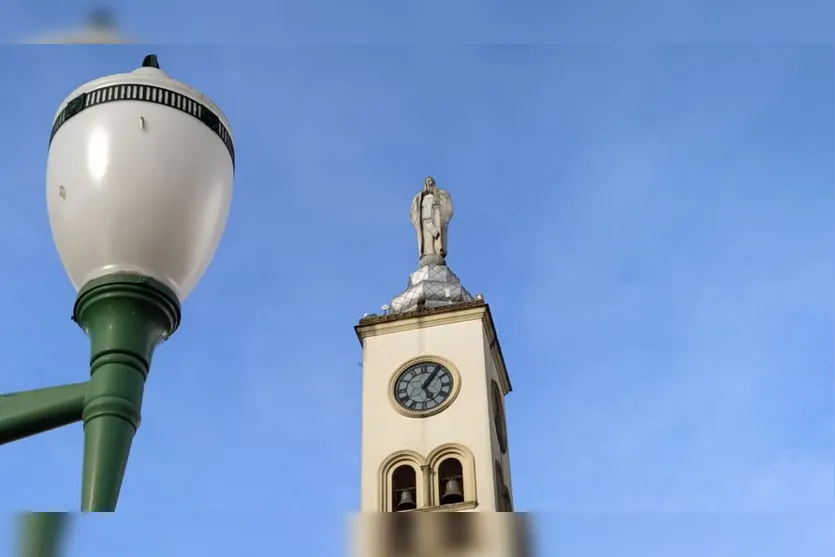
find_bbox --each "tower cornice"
[355,300,512,394]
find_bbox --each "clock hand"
[421,366,441,391]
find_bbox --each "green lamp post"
[1,53,235,520]
[16,513,70,557]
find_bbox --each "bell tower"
[355,176,515,517]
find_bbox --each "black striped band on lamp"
[49,83,235,168]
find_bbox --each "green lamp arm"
[0,382,88,445]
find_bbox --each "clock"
[392,361,455,414]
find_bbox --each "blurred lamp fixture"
[25,9,135,44]
[87,7,115,28]
[1,54,234,523]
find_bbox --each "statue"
[409,176,454,266]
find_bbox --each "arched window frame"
[502,483,514,512]
[378,449,427,512]
[427,443,477,508]
[436,457,465,506]
[494,460,514,512]
[494,460,505,511]
[491,380,508,454]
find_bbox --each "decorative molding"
[420,464,432,508]
[50,83,235,167]
[354,301,512,395]
[379,444,480,512]
[358,299,485,327]
[356,302,485,339]
[413,500,478,512]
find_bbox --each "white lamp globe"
[46,54,235,302]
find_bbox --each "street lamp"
[24,9,136,44]
[0,54,235,514]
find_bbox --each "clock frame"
[388,356,461,418]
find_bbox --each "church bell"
[440,478,464,505]
[396,489,416,511]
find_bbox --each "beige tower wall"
[356,303,511,513]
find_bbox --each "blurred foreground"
[15,9,135,44]
[5,511,835,556]
[352,513,535,557]
[9,512,535,557]
[15,513,70,557]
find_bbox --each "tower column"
[420,464,433,507]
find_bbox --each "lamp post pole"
[75,274,181,510]
[16,514,70,557]
[0,275,180,510]
[2,53,235,556]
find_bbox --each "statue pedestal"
[389,264,473,314]
[419,254,446,267]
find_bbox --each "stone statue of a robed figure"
[409,176,454,267]
[386,175,472,314]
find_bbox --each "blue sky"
[0,3,833,557]
[1,0,834,43]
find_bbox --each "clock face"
[393,361,454,413]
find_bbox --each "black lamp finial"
[142,54,160,69]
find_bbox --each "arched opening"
[391,464,417,512]
[494,460,506,511]
[427,443,477,508]
[379,450,427,512]
[501,484,513,512]
[438,457,465,506]
[492,381,508,454]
